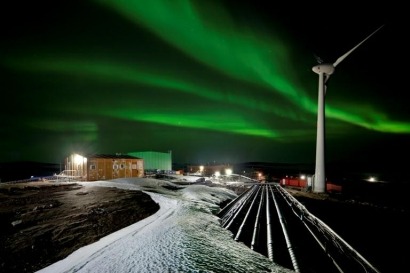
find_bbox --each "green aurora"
[0,0,408,167]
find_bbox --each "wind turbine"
[312,25,384,193]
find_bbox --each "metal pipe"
[235,186,261,241]
[269,185,300,272]
[274,184,380,273]
[220,185,256,227]
[218,185,254,218]
[224,185,259,230]
[266,185,274,261]
[251,185,265,250]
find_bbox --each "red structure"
[281,176,342,193]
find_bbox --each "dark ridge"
[0,161,61,183]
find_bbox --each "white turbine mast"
[312,25,384,193]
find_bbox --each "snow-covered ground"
[36,176,294,273]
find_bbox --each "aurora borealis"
[1,0,408,171]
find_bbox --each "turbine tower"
[312,25,384,193]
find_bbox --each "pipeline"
[251,185,265,250]
[234,186,261,241]
[266,184,274,261]
[223,185,259,229]
[268,185,300,272]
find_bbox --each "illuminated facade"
[64,153,144,181]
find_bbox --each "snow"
[36,177,294,273]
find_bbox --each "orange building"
[62,153,144,181]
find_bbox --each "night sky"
[1,1,408,172]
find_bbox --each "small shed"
[63,153,144,181]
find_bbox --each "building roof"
[86,154,141,159]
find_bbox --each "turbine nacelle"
[312,64,335,75]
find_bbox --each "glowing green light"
[95,0,410,134]
[3,0,410,141]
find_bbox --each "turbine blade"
[324,75,330,95]
[324,75,330,84]
[314,54,323,64]
[333,25,384,67]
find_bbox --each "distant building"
[127,151,172,172]
[61,153,144,181]
[187,163,233,177]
